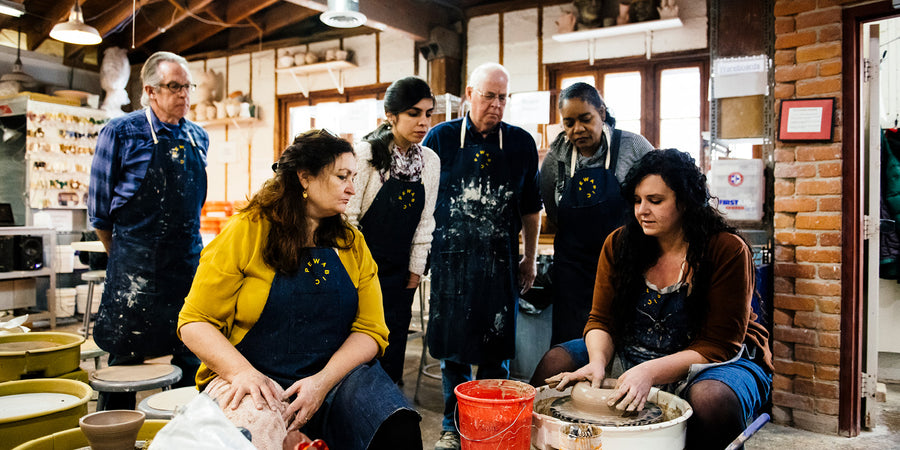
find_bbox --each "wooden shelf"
[552,18,683,62]
[195,117,260,128]
[275,60,357,97]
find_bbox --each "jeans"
[440,359,510,431]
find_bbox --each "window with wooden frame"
[546,51,709,165]
[276,83,391,158]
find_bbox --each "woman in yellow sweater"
[178,130,421,449]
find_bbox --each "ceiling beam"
[284,0,455,42]
[147,0,280,55]
[27,0,75,51]
[90,0,169,39]
[225,4,319,50]
[127,0,217,50]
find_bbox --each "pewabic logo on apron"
[578,176,597,199]
[473,149,492,170]
[397,188,417,210]
[169,145,185,164]
[305,257,330,285]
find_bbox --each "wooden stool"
[90,364,182,411]
[79,269,106,339]
[137,386,199,419]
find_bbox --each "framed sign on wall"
[778,98,835,141]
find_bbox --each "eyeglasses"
[157,82,196,94]
[474,89,508,104]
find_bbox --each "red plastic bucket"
[454,379,536,449]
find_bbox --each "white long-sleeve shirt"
[347,140,440,275]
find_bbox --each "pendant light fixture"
[50,1,102,46]
[320,0,366,28]
[1,25,37,90]
[0,0,24,18]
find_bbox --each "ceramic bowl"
[79,410,145,450]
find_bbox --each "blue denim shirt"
[89,108,209,230]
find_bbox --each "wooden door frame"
[840,0,900,437]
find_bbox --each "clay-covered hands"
[544,361,610,390]
[658,0,679,19]
[605,364,655,413]
[209,369,284,412]
[282,373,329,431]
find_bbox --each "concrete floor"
[45,316,900,449]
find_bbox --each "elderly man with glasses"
[422,62,542,449]
[88,51,209,410]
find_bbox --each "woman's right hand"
[208,369,284,411]
[544,361,607,390]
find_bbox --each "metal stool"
[90,364,182,411]
[138,386,199,419]
[79,269,106,339]
[413,275,441,404]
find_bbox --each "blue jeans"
[440,359,510,432]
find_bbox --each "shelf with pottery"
[552,18,683,62]
[275,60,357,97]
[194,116,260,129]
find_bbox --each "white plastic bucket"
[55,246,74,274]
[75,284,102,315]
[56,288,76,317]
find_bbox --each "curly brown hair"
[240,130,355,275]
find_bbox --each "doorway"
[842,1,900,436]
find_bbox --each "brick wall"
[771,0,867,435]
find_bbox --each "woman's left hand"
[406,272,420,289]
[607,363,655,412]
[282,373,329,431]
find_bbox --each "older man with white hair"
[89,51,209,411]
[422,62,541,449]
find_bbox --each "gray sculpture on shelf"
[99,47,130,118]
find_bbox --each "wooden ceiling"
[0,0,550,68]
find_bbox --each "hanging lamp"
[50,1,102,46]
[320,0,366,28]
[1,26,37,90]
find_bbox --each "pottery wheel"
[549,396,664,426]
[0,340,59,352]
[94,364,175,382]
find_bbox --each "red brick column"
[770,0,862,435]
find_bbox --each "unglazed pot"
[79,410,145,450]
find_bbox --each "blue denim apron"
[428,117,518,364]
[551,129,626,345]
[94,109,206,357]
[236,248,357,386]
[619,280,695,371]
[358,176,425,382]
[236,247,415,449]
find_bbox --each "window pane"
[660,67,700,119]
[289,105,312,140]
[602,72,641,123]
[660,118,701,163]
[561,75,595,89]
[617,119,643,136]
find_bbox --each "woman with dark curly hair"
[532,149,773,449]
[178,130,421,449]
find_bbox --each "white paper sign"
[786,107,824,133]
[506,91,550,126]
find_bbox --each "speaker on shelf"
[0,236,12,272]
[13,235,43,270]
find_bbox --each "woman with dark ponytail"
[347,76,440,384]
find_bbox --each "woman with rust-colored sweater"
[532,149,773,450]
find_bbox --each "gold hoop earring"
[302,191,308,199]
